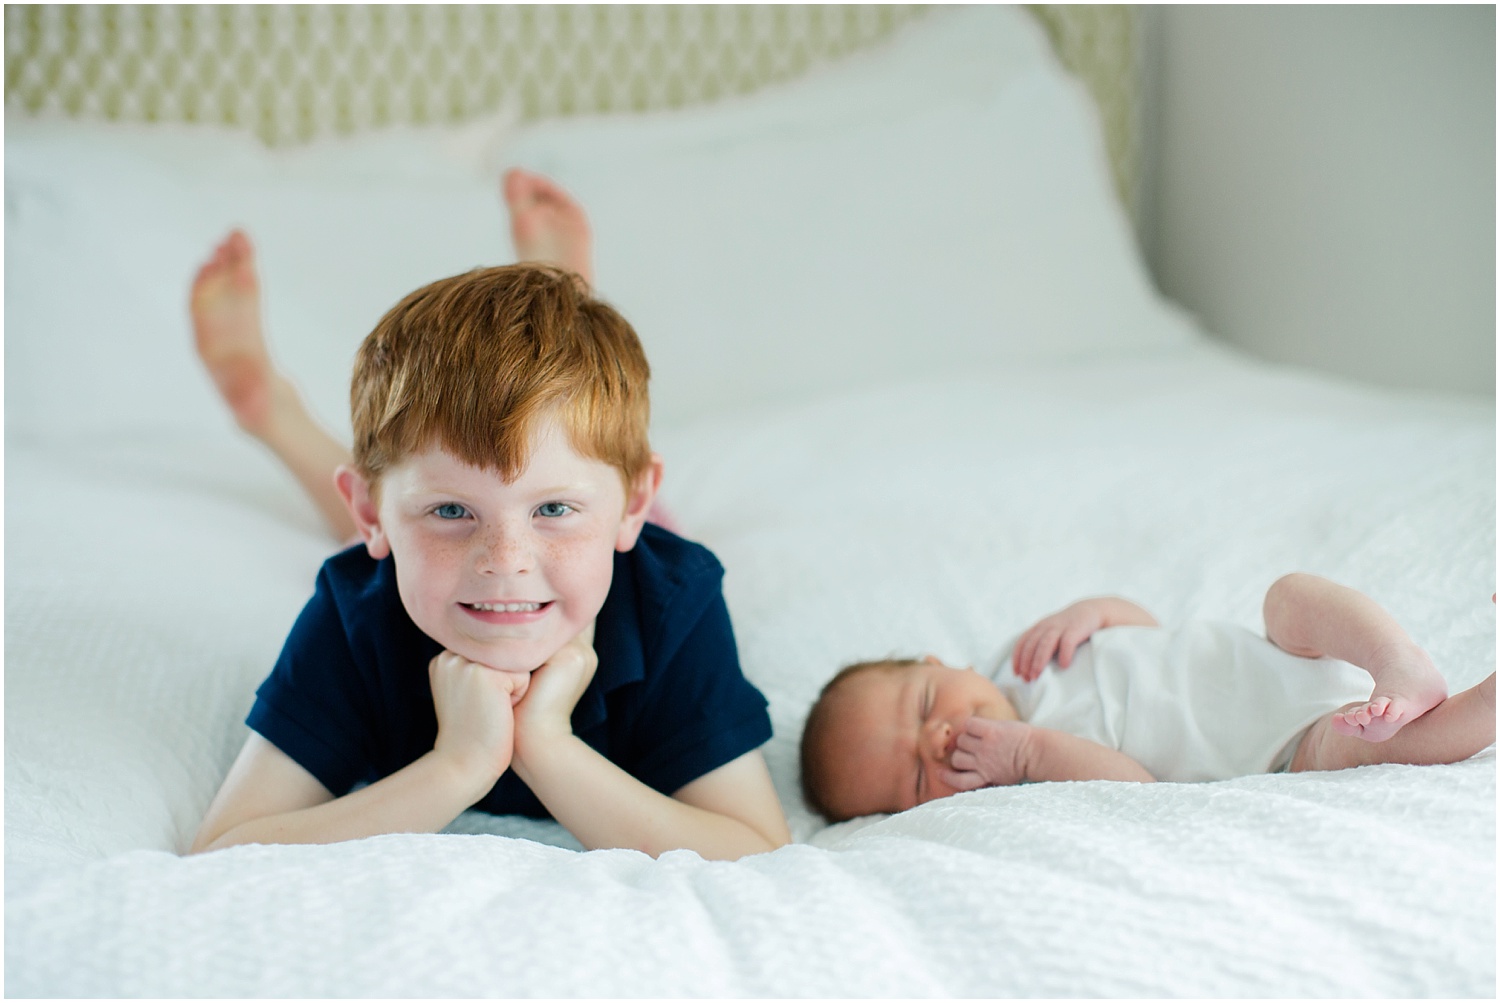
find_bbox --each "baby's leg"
[190,231,356,540]
[1291,673,1495,772]
[1263,573,1447,742]
[502,169,593,286]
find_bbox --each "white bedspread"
[7,345,1494,997]
[5,6,1493,996]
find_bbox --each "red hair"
[350,264,651,490]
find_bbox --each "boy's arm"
[190,651,523,853]
[1012,595,1159,681]
[943,716,1155,789]
[189,734,500,852]
[514,741,789,859]
[510,633,790,859]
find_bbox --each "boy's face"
[820,658,1017,819]
[339,418,658,674]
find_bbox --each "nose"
[923,718,955,765]
[473,519,535,576]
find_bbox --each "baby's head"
[800,655,1017,821]
[336,264,660,674]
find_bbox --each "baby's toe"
[1330,713,1357,737]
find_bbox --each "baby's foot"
[502,169,593,286]
[1332,644,1449,742]
[190,230,277,435]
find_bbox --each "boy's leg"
[191,230,357,540]
[1262,573,1448,741]
[500,168,682,534]
[192,177,602,543]
[1291,672,1495,772]
[502,169,593,287]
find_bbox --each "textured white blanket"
[7,346,1494,997]
[5,6,1493,995]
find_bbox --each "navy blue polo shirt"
[246,523,772,817]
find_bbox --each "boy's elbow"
[681,818,790,861]
[764,820,793,852]
[730,807,792,857]
[184,828,227,856]
[186,820,255,856]
[708,831,787,861]
[744,821,792,851]
[741,815,793,857]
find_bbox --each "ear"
[615,452,665,552]
[334,464,391,560]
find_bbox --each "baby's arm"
[510,631,789,860]
[190,651,524,853]
[1012,595,1159,681]
[942,716,1155,789]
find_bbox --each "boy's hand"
[1012,599,1111,680]
[513,622,598,759]
[941,716,1035,789]
[429,649,528,787]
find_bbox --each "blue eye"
[536,502,573,518]
[434,503,469,520]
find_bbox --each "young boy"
[801,573,1496,822]
[189,172,790,858]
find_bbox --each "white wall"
[1138,5,1495,396]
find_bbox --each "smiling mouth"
[462,601,551,613]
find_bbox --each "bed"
[6,6,1494,997]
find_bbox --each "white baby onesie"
[992,621,1374,782]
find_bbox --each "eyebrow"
[528,480,607,502]
[400,479,595,503]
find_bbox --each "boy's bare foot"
[1331,643,1449,742]
[190,230,282,436]
[502,169,594,287]
[189,229,359,539]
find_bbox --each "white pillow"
[5,115,515,443]
[5,5,1194,445]
[498,5,1196,425]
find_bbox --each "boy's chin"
[444,637,554,675]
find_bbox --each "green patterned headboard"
[4,4,1138,212]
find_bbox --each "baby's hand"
[513,622,598,757]
[429,649,529,784]
[1011,599,1111,681]
[941,716,1035,789]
